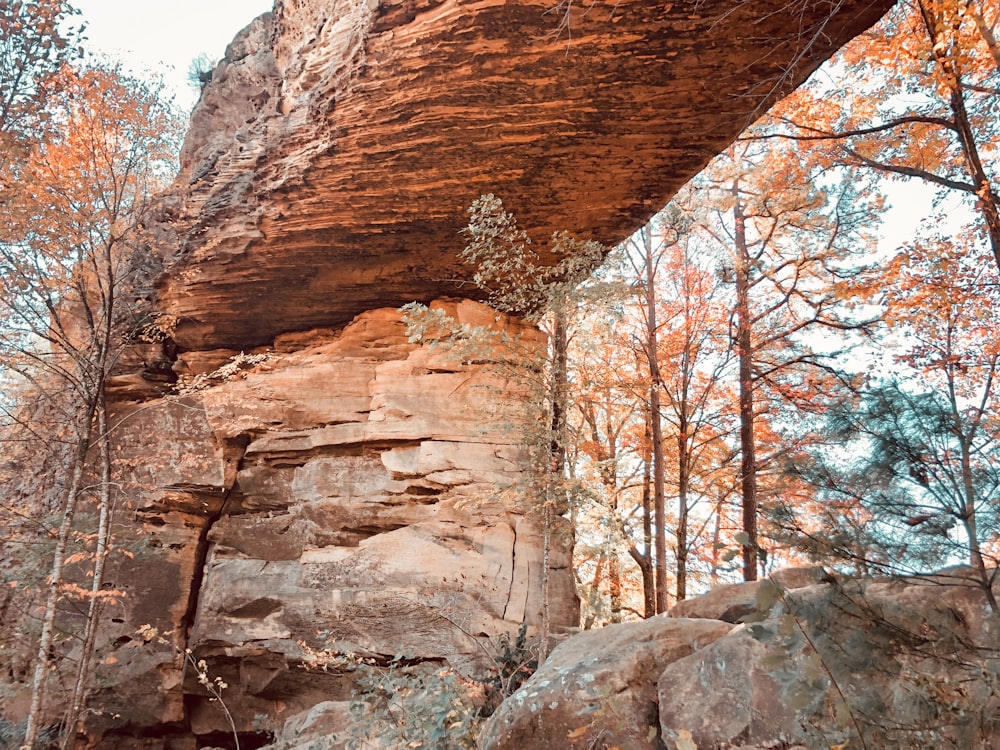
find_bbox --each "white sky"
[73,0,275,110]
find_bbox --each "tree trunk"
[23,405,97,748]
[919,0,1000,275]
[676,412,690,601]
[632,418,656,618]
[710,501,723,585]
[733,180,759,582]
[642,226,670,613]
[63,399,114,747]
[540,306,569,661]
[970,1,1000,71]
[958,434,998,612]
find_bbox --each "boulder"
[483,570,1000,750]
[659,572,1000,749]
[668,567,829,623]
[479,617,733,749]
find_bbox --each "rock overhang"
[154,0,895,351]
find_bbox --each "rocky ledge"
[152,0,893,350]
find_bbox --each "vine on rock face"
[405,194,604,660]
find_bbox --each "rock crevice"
[87,301,576,744]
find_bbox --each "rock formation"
[153,0,894,350]
[480,569,1000,750]
[79,300,576,747]
[1,0,901,745]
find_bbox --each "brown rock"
[266,701,356,749]
[153,0,894,350]
[658,572,1000,749]
[668,567,829,623]
[479,617,733,749]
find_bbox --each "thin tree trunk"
[959,436,998,612]
[631,417,656,618]
[641,226,670,613]
[733,180,759,582]
[582,547,607,630]
[23,406,97,748]
[919,0,1000,274]
[607,548,623,623]
[540,306,569,662]
[628,544,655,619]
[676,414,690,601]
[63,398,114,747]
[970,2,1000,71]
[710,501,723,585]
[948,86,1000,273]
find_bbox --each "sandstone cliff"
[2,0,902,745]
[83,300,577,747]
[152,0,893,351]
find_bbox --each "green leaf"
[748,623,774,643]
[786,685,817,711]
[803,651,824,682]
[777,613,797,637]
[760,652,788,670]
[834,696,854,728]
[755,580,780,612]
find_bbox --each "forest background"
[1,0,999,746]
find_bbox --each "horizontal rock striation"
[154,0,893,350]
[87,301,578,744]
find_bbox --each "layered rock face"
[47,0,898,743]
[88,301,577,745]
[154,0,894,350]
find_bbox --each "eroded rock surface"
[480,617,733,749]
[667,566,828,623]
[482,569,1000,750]
[84,301,577,745]
[154,0,893,350]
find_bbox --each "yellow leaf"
[105,656,118,665]
[676,728,698,750]
[566,725,590,741]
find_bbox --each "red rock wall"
[89,302,576,744]
[152,0,893,350]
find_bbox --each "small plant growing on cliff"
[483,622,538,711]
[296,623,540,748]
[297,644,484,749]
[186,53,218,90]
[175,351,271,394]
[349,657,483,750]
[404,194,605,659]
[137,625,241,750]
